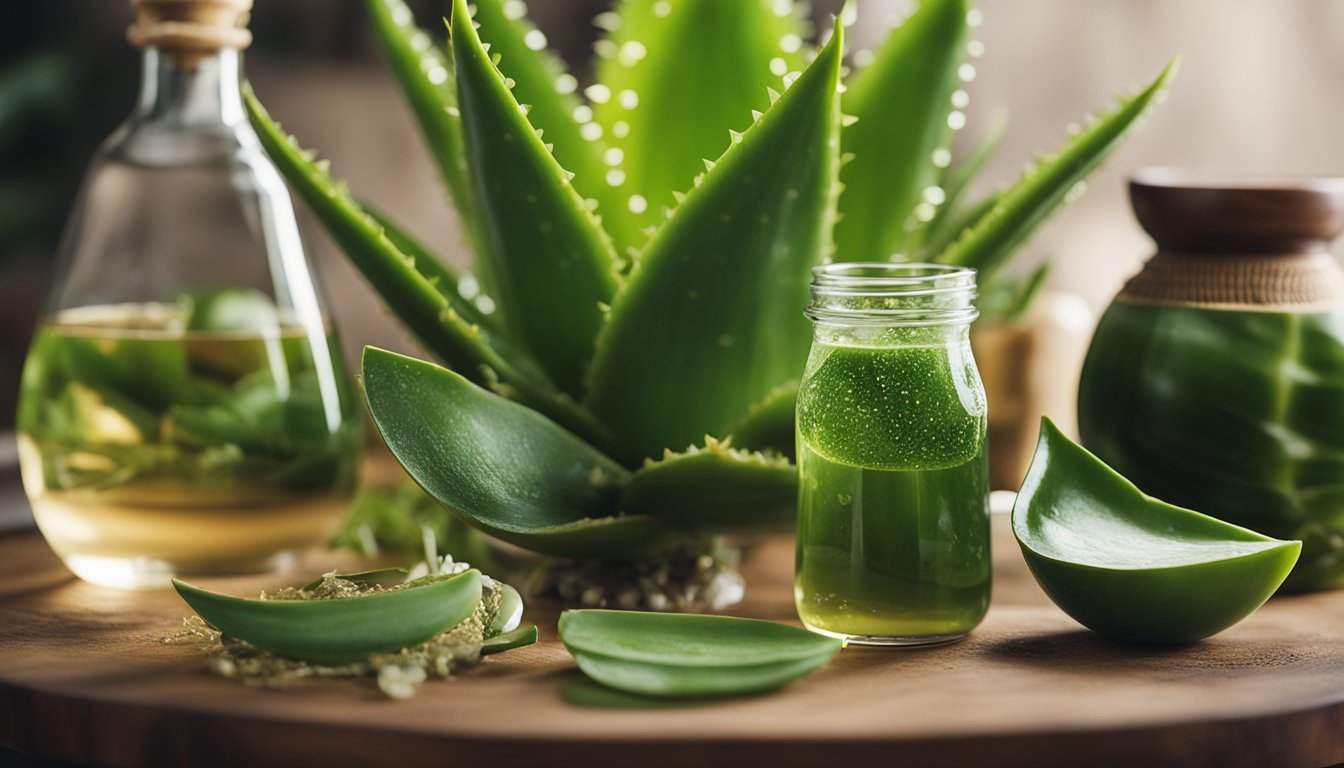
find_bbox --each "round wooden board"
[1,515,1342,768]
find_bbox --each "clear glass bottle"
[795,263,990,645]
[15,1,362,588]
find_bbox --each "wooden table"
[1,515,1342,768]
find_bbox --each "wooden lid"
[127,0,253,53]
[1129,168,1344,254]
[1121,169,1344,310]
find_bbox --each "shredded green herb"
[164,559,508,699]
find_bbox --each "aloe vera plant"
[245,0,1176,566]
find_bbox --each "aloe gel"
[794,264,990,645]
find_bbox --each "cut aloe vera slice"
[558,610,842,698]
[1012,418,1301,644]
[173,570,482,665]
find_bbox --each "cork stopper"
[127,0,253,57]
[1119,169,1344,311]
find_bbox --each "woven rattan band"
[1117,251,1344,312]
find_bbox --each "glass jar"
[15,1,362,589]
[1079,169,1344,592]
[795,263,990,645]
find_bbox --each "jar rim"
[811,262,976,293]
[807,262,978,326]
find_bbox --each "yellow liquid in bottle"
[17,302,362,588]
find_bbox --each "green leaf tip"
[938,56,1180,278]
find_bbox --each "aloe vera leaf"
[836,0,968,262]
[173,571,482,666]
[725,381,798,457]
[1001,260,1053,320]
[915,112,1005,260]
[244,90,607,442]
[592,0,810,242]
[467,0,639,255]
[620,438,797,530]
[363,347,670,560]
[362,204,510,340]
[558,610,842,698]
[450,0,619,396]
[585,22,844,465]
[1013,418,1300,644]
[922,189,999,262]
[244,88,512,378]
[939,57,1180,278]
[364,0,475,229]
[482,624,538,655]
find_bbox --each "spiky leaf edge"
[938,57,1180,279]
[244,87,610,445]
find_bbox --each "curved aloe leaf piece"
[558,610,842,698]
[245,90,605,442]
[1013,418,1301,645]
[364,0,475,230]
[172,571,482,666]
[450,0,619,396]
[621,438,797,530]
[837,0,968,262]
[592,0,809,241]
[467,0,638,255]
[939,57,1180,279]
[725,381,798,457]
[585,21,844,465]
[482,624,539,655]
[363,347,670,560]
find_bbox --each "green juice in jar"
[795,264,990,645]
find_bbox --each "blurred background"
[3,0,1344,434]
